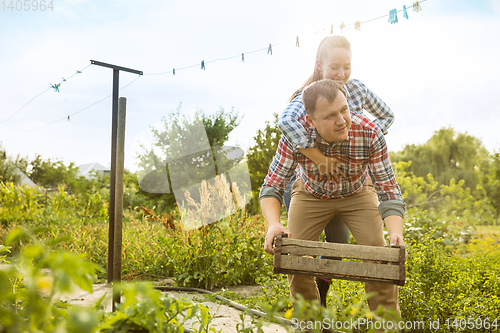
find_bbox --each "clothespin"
[340,21,345,33]
[241,53,245,62]
[173,68,175,75]
[267,44,272,55]
[61,77,66,82]
[50,83,60,92]
[403,5,409,19]
[67,115,70,122]
[413,1,422,12]
[389,9,398,24]
[330,25,333,34]
[296,36,299,47]
[354,21,361,31]
[76,70,82,74]
[201,61,205,70]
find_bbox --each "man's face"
[306,93,351,144]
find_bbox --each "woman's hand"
[296,148,346,181]
[264,224,291,254]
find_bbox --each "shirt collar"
[314,129,352,147]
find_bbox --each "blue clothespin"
[403,5,409,19]
[296,36,299,47]
[241,53,245,62]
[201,61,205,70]
[50,83,60,92]
[267,44,272,55]
[388,9,398,24]
[173,68,175,75]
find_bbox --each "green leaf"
[0,272,15,302]
[0,245,11,263]
[22,244,44,260]
[45,251,102,293]
[32,226,52,235]
[4,228,27,246]
[47,236,72,247]
[67,307,99,333]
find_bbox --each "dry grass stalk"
[160,213,176,230]
[179,174,244,230]
[140,206,177,231]
[140,206,158,221]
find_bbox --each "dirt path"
[63,282,289,332]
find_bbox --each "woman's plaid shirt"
[261,112,403,204]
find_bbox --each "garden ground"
[63,280,288,333]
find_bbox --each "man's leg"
[335,185,400,315]
[287,179,337,302]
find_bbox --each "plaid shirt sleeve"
[368,129,403,203]
[350,79,394,135]
[277,92,316,153]
[259,135,297,200]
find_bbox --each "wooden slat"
[278,256,404,285]
[281,238,401,262]
[282,255,399,280]
[399,246,406,284]
[272,234,406,286]
[273,233,283,274]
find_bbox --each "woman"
[278,35,394,307]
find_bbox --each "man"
[259,79,405,315]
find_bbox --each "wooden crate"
[273,233,406,286]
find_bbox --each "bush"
[399,236,500,332]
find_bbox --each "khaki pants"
[287,178,400,315]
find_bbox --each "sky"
[1,0,500,174]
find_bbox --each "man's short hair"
[302,79,347,116]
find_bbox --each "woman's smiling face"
[317,47,352,86]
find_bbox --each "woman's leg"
[317,215,351,307]
[324,215,350,244]
[283,173,296,213]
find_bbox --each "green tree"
[394,159,496,225]
[0,144,31,184]
[245,113,282,214]
[28,154,82,192]
[0,146,19,183]
[135,107,244,214]
[479,151,500,225]
[390,127,489,189]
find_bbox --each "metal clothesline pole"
[90,60,142,311]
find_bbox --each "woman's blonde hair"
[290,35,351,102]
